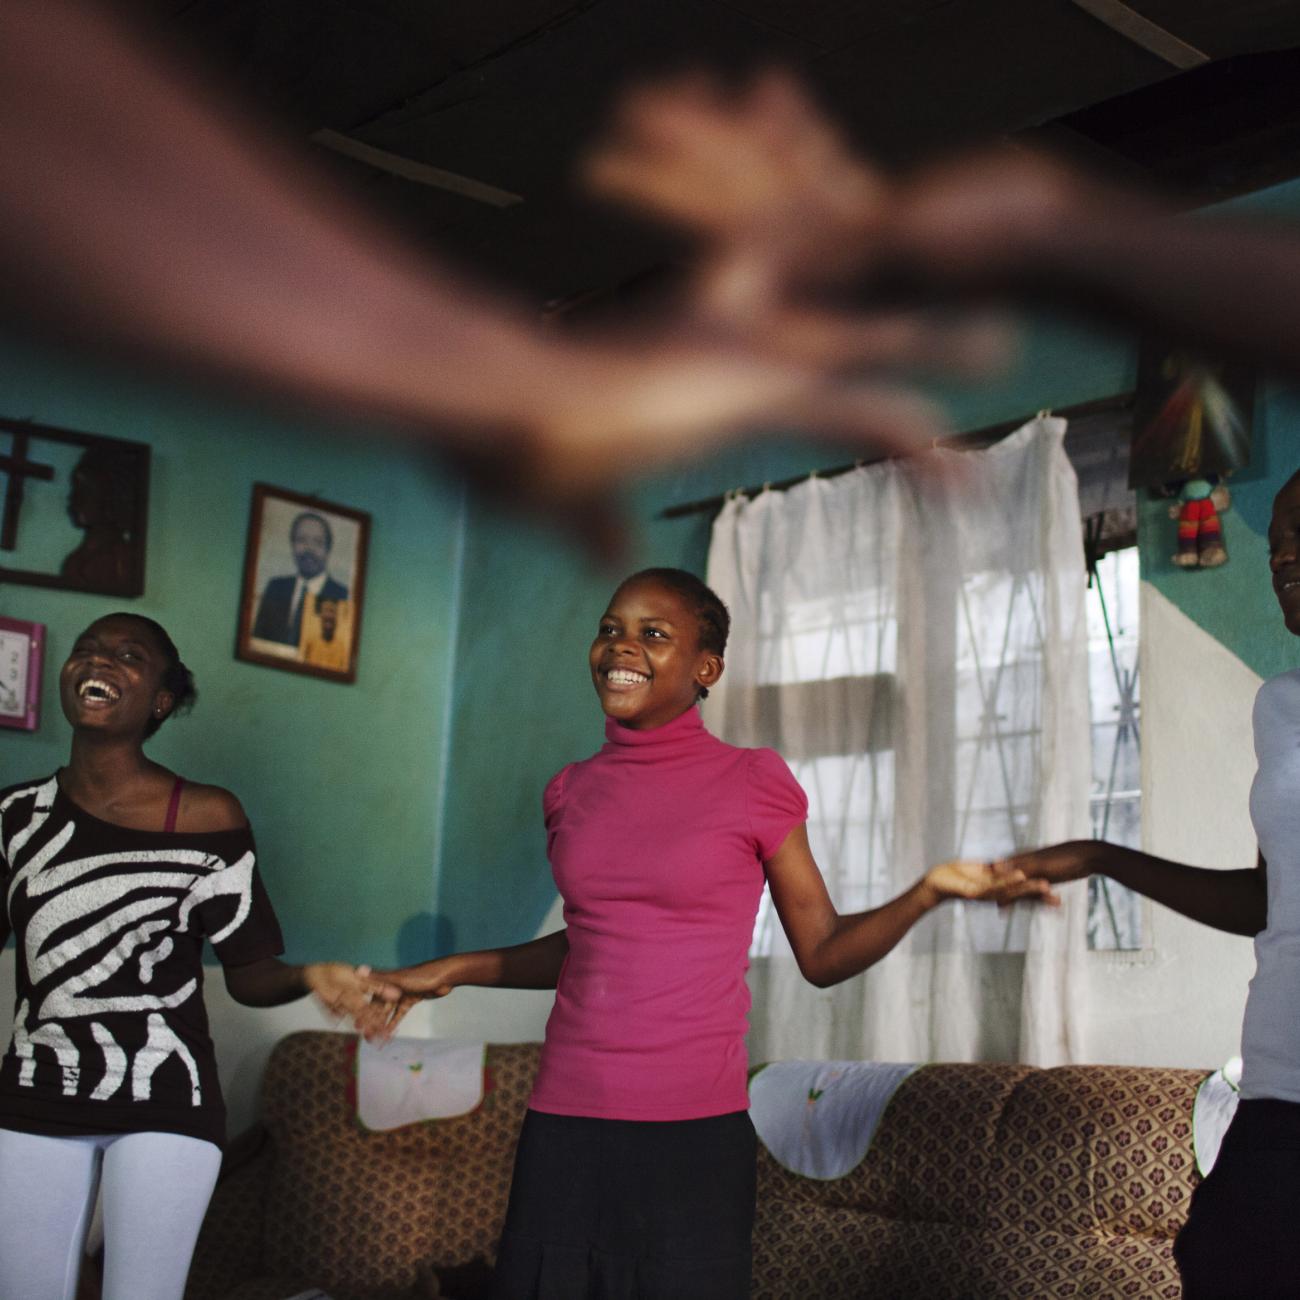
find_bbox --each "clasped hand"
[924,859,1061,908]
[341,959,461,1044]
[304,961,405,1037]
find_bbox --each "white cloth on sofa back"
[749,1058,921,1179]
[1193,1057,1243,1175]
[357,1036,486,1129]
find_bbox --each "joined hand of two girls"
[924,859,1062,909]
[304,961,405,1036]
[988,842,1097,888]
[345,958,461,1043]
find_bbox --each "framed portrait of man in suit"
[236,484,370,683]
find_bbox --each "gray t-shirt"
[1242,669,1300,1102]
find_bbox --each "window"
[1085,545,1142,950]
[746,585,901,956]
[949,563,1055,953]
[740,405,1143,961]
[748,548,1145,957]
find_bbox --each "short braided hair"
[97,613,197,738]
[620,568,729,698]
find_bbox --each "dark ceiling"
[138,0,1300,305]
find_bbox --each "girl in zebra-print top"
[0,612,399,1300]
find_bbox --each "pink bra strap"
[163,776,185,833]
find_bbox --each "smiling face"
[291,515,331,580]
[1270,472,1300,636]
[589,577,723,730]
[59,615,174,740]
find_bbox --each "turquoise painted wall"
[1135,179,1300,684]
[1137,381,1300,682]
[0,339,463,967]
[437,316,1137,950]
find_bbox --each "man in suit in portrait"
[251,510,348,648]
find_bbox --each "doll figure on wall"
[1129,339,1251,572]
[1170,476,1230,568]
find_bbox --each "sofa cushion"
[753,1210,1185,1300]
[257,1033,538,1296]
[755,1062,1035,1227]
[992,1066,1200,1238]
[186,1138,272,1300]
[751,1061,1203,1298]
[191,1037,1207,1300]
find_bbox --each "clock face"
[0,627,29,718]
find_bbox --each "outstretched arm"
[589,70,1300,379]
[0,3,969,516]
[995,842,1268,937]
[869,153,1300,380]
[0,1,547,436]
[767,824,1056,989]
[357,930,570,1040]
[387,930,570,996]
[223,957,403,1018]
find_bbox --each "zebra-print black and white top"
[0,774,283,1146]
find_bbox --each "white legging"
[0,1126,222,1300]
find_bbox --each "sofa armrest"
[184,1125,275,1300]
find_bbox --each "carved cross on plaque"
[0,417,150,595]
[0,429,55,551]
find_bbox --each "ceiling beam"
[310,129,523,207]
[1068,0,1210,70]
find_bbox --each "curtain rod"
[658,391,1135,520]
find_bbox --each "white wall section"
[1078,583,1260,1069]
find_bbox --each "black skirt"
[491,1108,757,1300]
[1175,1097,1300,1298]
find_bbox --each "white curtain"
[705,417,1091,1067]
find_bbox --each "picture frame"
[235,484,370,684]
[0,417,150,597]
[0,617,45,731]
[1129,341,1254,490]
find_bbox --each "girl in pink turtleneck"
[383,567,1052,1299]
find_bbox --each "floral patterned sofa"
[185,1033,1203,1300]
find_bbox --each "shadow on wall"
[397,912,456,967]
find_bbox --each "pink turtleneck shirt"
[528,706,807,1121]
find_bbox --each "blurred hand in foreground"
[0,2,993,553]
